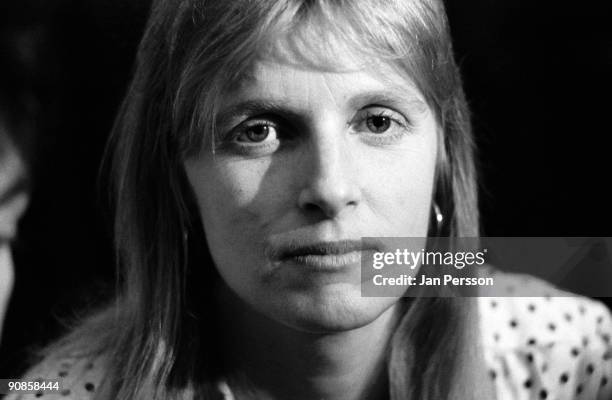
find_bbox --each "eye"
[235,123,277,143]
[217,118,286,156]
[352,107,411,135]
[350,106,414,146]
[366,115,392,133]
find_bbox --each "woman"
[8,0,612,399]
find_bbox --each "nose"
[297,132,361,219]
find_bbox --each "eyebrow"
[347,90,428,113]
[216,100,307,130]
[216,89,429,128]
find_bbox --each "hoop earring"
[433,202,444,236]
[181,228,190,268]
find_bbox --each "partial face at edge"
[0,137,29,342]
[184,57,438,332]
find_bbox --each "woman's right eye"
[217,119,285,156]
[235,123,277,144]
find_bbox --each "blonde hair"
[43,1,480,399]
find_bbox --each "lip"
[270,239,382,270]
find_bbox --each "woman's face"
[184,56,438,332]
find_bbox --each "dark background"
[1,0,611,377]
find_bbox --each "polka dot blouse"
[480,274,612,400]
[5,273,612,400]
[4,355,104,399]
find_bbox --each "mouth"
[273,239,382,270]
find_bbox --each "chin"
[267,284,399,334]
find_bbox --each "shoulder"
[4,352,107,400]
[478,270,612,399]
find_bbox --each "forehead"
[220,57,427,112]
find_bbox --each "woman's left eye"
[352,107,412,142]
[365,115,392,133]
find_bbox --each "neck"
[216,287,404,400]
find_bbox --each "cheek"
[361,134,437,234]
[183,157,291,260]
[185,158,269,224]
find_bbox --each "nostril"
[297,181,360,219]
[301,202,321,213]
